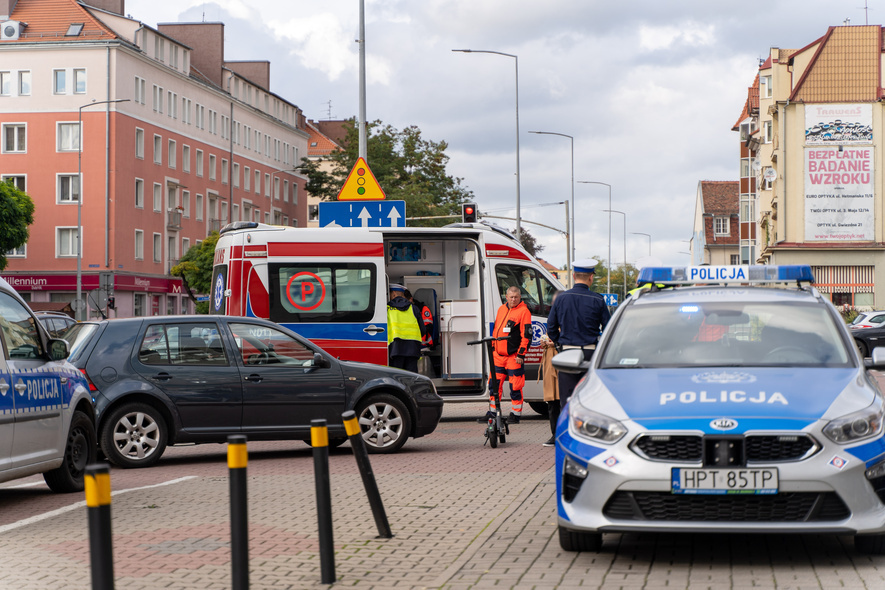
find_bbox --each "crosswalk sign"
[336,157,386,201]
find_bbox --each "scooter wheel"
[488,424,498,448]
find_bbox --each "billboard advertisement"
[805,104,872,144]
[805,146,874,241]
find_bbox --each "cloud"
[638,22,716,52]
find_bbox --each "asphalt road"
[0,402,883,589]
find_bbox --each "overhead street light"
[631,232,651,256]
[529,130,574,275]
[452,48,521,240]
[78,98,129,320]
[603,209,627,301]
[578,181,612,297]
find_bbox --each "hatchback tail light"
[79,368,98,392]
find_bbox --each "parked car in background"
[0,278,96,492]
[62,316,444,468]
[851,324,885,357]
[35,311,77,338]
[849,310,885,330]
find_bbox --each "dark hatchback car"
[62,315,443,467]
[852,325,885,357]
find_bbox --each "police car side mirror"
[48,338,70,361]
[552,349,591,373]
[867,347,885,369]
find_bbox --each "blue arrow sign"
[319,201,406,228]
[603,293,619,306]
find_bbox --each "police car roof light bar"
[637,265,815,286]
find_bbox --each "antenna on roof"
[844,17,851,26]
[757,56,765,68]
[325,100,334,120]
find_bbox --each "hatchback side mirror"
[312,352,331,369]
[48,338,70,361]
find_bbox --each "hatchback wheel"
[101,403,168,468]
[44,411,97,493]
[856,339,869,358]
[355,394,411,454]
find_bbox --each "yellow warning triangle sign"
[336,157,386,201]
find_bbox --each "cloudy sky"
[132,0,869,269]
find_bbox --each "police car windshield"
[600,301,852,369]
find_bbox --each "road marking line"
[0,476,198,534]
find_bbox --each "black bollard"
[228,435,249,590]
[85,464,114,590]
[311,419,336,584]
[342,410,393,538]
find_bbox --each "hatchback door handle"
[364,325,385,335]
[152,373,173,381]
[244,374,263,383]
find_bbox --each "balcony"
[167,209,182,230]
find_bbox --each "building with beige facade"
[0,0,309,317]
[735,25,885,307]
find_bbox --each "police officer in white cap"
[546,259,611,439]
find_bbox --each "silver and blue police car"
[553,265,885,554]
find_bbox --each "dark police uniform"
[546,260,611,408]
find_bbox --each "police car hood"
[591,367,872,433]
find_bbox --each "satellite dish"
[752,158,762,172]
[763,167,777,181]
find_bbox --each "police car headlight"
[569,397,626,444]
[823,396,885,444]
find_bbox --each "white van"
[211,221,564,411]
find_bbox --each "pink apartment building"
[0,0,309,318]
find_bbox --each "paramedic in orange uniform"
[489,285,532,424]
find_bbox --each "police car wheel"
[528,402,550,418]
[855,534,885,555]
[355,394,411,454]
[43,411,97,493]
[558,526,602,552]
[101,403,168,468]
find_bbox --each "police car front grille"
[745,435,818,462]
[632,435,703,462]
[603,491,850,522]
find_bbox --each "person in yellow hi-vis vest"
[387,283,425,373]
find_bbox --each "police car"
[0,277,96,492]
[553,265,885,554]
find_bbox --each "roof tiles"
[791,26,880,102]
[5,0,117,42]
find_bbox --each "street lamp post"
[77,98,129,320]
[578,181,612,297]
[603,209,627,301]
[529,130,574,274]
[453,49,521,240]
[631,232,651,256]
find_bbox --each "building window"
[309,204,318,222]
[153,135,162,164]
[274,176,280,200]
[233,163,239,188]
[730,254,740,265]
[153,233,162,262]
[209,154,217,181]
[714,216,730,236]
[134,229,144,260]
[221,159,228,184]
[196,150,204,177]
[153,183,162,212]
[167,91,177,119]
[2,123,26,152]
[18,71,30,95]
[57,122,80,152]
[196,193,203,221]
[168,139,176,169]
[244,167,250,191]
[182,97,191,124]
[135,128,144,159]
[2,175,25,191]
[57,227,79,257]
[53,70,66,94]
[134,293,146,316]
[74,68,86,94]
[152,85,163,113]
[265,173,271,197]
[57,174,80,203]
[761,75,772,99]
[254,170,260,194]
[763,121,772,143]
[292,183,298,205]
[6,244,25,257]
[182,237,190,256]
[182,145,190,173]
[134,178,144,208]
[182,190,190,217]
[135,76,146,104]
[0,71,10,95]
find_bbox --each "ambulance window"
[268,263,376,323]
[495,264,556,317]
[0,293,43,359]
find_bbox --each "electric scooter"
[467,336,510,448]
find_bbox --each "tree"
[0,180,34,271]
[510,227,545,258]
[171,231,220,313]
[300,119,474,226]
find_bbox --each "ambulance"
[211,221,565,410]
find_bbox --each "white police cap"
[389,283,406,292]
[573,259,598,273]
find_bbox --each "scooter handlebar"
[467,336,509,346]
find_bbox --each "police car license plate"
[671,468,778,495]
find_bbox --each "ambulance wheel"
[44,411,97,493]
[855,534,885,555]
[355,394,411,454]
[528,402,549,418]
[558,526,602,552]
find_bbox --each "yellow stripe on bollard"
[343,416,361,438]
[311,424,329,447]
[228,443,248,469]
[85,472,111,507]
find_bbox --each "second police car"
[553,265,885,554]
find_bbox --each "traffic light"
[107,296,115,310]
[462,203,478,223]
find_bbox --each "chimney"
[82,1,125,16]
[158,22,224,88]
[0,0,18,20]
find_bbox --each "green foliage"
[0,180,35,271]
[301,118,474,226]
[171,231,220,313]
[510,228,544,258]
[583,256,638,296]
